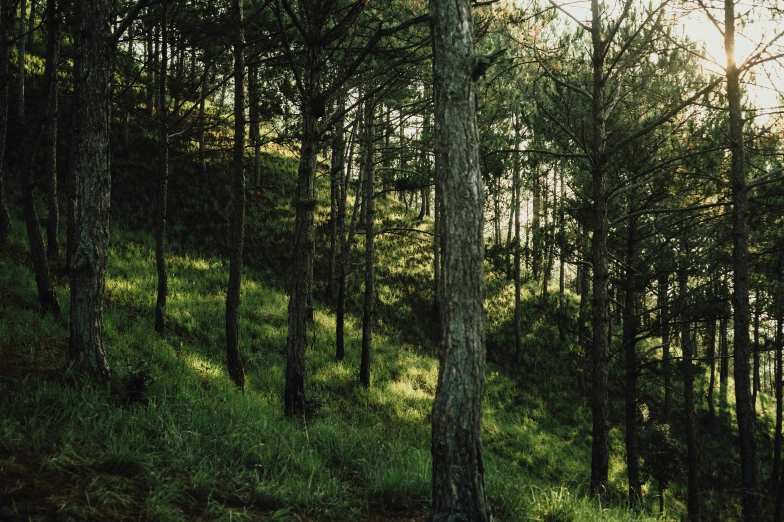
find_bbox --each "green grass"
[1,189,674,521]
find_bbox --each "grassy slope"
[1,160,671,521]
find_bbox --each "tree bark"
[17,0,26,123]
[154,2,168,335]
[659,272,671,424]
[725,0,761,515]
[360,95,375,389]
[429,0,491,517]
[248,63,261,186]
[0,0,12,253]
[66,0,114,382]
[720,315,729,417]
[707,316,717,418]
[44,0,60,260]
[589,0,610,496]
[327,95,346,303]
[679,251,699,520]
[623,217,640,508]
[773,312,783,489]
[225,0,245,390]
[513,116,522,365]
[284,41,320,417]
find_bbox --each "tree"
[360,94,375,389]
[0,0,12,252]
[429,0,491,518]
[225,0,246,390]
[66,0,147,380]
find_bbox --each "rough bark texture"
[429,0,491,518]
[360,95,375,389]
[44,0,60,260]
[284,42,320,417]
[725,2,761,517]
[66,0,114,382]
[225,0,245,390]
[589,0,610,496]
[0,0,12,252]
[155,2,168,335]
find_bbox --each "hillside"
[0,154,669,521]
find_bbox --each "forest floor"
[0,190,673,521]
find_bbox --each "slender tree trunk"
[577,223,590,394]
[20,0,59,314]
[679,253,699,520]
[558,169,566,345]
[433,158,441,317]
[66,0,114,382]
[248,64,261,186]
[336,111,360,361]
[225,0,245,390]
[623,218,641,508]
[198,63,207,177]
[707,316,717,418]
[44,0,60,260]
[284,42,320,418]
[430,0,491,517]
[360,95,375,389]
[146,17,154,116]
[725,1,760,516]
[513,120,522,365]
[720,315,729,417]
[154,2,168,335]
[775,314,784,522]
[659,272,671,424]
[773,313,783,488]
[589,0,610,496]
[17,0,26,123]
[0,0,12,253]
[753,307,760,406]
[327,96,346,302]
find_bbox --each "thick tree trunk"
[0,0,12,253]
[725,2,760,515]
[66,0,114,382]
[589,0,610,496]
[429,0,491,518]
[44,0,60,260]
[360,95,375,389]
[284,42,320,417]
[225,0,245,390]
[155,2,168,335]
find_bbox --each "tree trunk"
[513,117,522,365]
[225,0,245,390]
[707,316,717,418]
[66,0,114,382]
[679,252,699,520]
[659,272,671,424]
[773,313,783,489]
[44,0,60,260]
[0,0,12,253]
[336,110,360,361]
[20,0,60,314]
[430,0,491,517]
[623,218,640,508]
[589,0,610,496]
[17,0,26,123]
[433,156,441,317]
[327,95,346,302]
[65,31,80,272]
[155,2,168,335]
[725,1,760,513]
[248,63,261,186]
[284,42,320,418]
[720,315,729,417]
[360,95,375,389]
[753,307,760,406]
